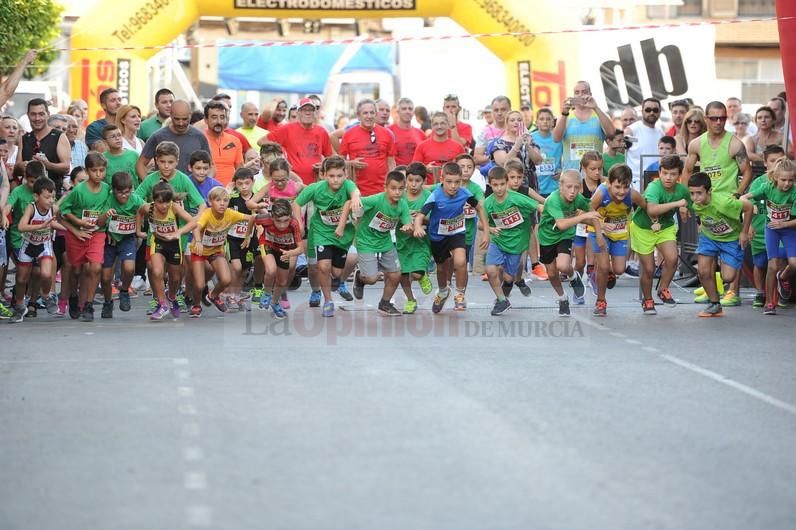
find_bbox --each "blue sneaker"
[337,281,353,301]
[309,290,322,307]
[258,293,272,311]
[271,303,287,320]
[322,301,334,317]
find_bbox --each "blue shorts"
[485,242,522,277]
[765,227,796,260]
[573,235,587,248]
[589,233,628,256]
[697,234,744,270]
[103,236,138,268]
[753,246,788,268]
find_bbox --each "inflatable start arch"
[70,0,572,120]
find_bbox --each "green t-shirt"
[103,150,140,187]
[59,181,111,232]
[7,184,34,249]
[138,115,164,141]
[484,191,539,255]
[296,179,358,249]
[105,193,145,242]
[537,191,591,246]
[748,175,770,254]
[700,132,739,196]
[355,192,412,253]
[692,192,744,242]
[750,179,796,224]
[603,153,626,177]
[134,170,204,212]
[396,189,431,272]
[632,179,691,230]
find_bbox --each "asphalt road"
[1,277,794,530]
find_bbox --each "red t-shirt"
[205,130,243,186]
[256,117,284,134]
[451,121,473,147]
[257,217,302,251]
[412,137,466,182]
[268,122,332,185]
[226,128,251,152]
[339,125,396,197]
[665,125,677,137]
[387,123,425,166]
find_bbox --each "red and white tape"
[54,15,788,53]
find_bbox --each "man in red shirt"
[443,94,473,150]
[266,97,332,185]
[387,97,425,166]
[204,101,242,186]
[339,99,396,197]
[412,112,466,183]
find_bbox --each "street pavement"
[1,276,795,530]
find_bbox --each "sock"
[497,295,506,302]
[455,287,466,295]
[558,294,567,301]
[438,286,450,296]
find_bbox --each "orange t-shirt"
[205,130,243,186]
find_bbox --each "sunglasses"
[643,107,661,113]
[370,130,376,144]
[706,116,727,122]
[686,119,702,125]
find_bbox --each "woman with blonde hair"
[116,104,145,153]
[675,108,706,155]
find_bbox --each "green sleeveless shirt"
[699,132,739,195]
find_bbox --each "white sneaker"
[131,275,145,292]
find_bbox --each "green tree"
[0,0,63,78]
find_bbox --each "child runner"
[135,182,197,320]
[537,170,603,316]
[59,152,112,322]
[573,150,603,303]
[589,164,646,316]
[188,150,222,202]
[97,171,144,317]
[396,162,433,314]
[226,167,259,311]
[349,170,416,316]
[504,159,546,294]
[531,107,563,198]
[8,177,64,322]
[749,158,796,315]
[602,129,626,177]
[630,154,691,314]
[688,171,753,317]
[101,125,139,187]
[483,167,541,315]
[256,198,304,319]
[414,162,490,313]
[190,186,255,317]
[57,166,89,318]
[293,155,362,317]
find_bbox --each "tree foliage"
[0,0,63,78]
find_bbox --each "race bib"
[575,223,588,237]
[767,201,792,222]
[81,209,101,226]
[202,230,227,247]
[703,216,733,236]
[704,165,722,182]
[108,215,136,235]
[26,225,52,244]
[602,215,628,236]
[152,219,178,238]
[228,222,249,238]
[368,211,399,233]
[537,161,556,175]
[491,206,524,229]
[265,231,296,248]
[319,208,343,226]
[463,203,477,220]
[438,214,465,235]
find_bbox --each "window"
[678,0,703,16]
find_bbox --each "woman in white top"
[116,105,145,153]
[744,106,783,164]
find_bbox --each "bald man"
[237,102,268,146]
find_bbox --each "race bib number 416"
[109,215,136,235]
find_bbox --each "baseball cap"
[297,97,318,109]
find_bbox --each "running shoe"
[149,304,168,321]
[176,293,188,312]
[7,305,27,323]
[55,298,67,318]
[0,302,13,320]
[322,301,334,317]
[259,293,273,311]
[657,288,676,306]
[572,293,585,305]
[147,299,159,315]
[26,305,37,318]
[337,281,353,302]
[250,287,263,303]
[763,303,777,316]
[353,270,364,300]
[418,274,433,295]
[698,302,724,318]
[69,295,80,319]
[271,302,287,320]
[515,279,531,297]
[226,295,240,313]
[693,286,705,297]
[530,262,548,281]
[720,289,740,307]
[491,298,511,316]
[624,262,640,277]
[607,272,617,290]
[170,298,181,319]
[558,298,570,316]
[119,291,132,312]
[752,292,766,308]
[309,290,321,307]
[777,270,792,301]
[279,291,290,309]
[588,269,597,296]
[80,303,94,322]
[453,293,466,311]
[432,289,451,314]
[592,299,607,317]
[45,295,58,315]
[570,271,585,298]
[378,299,401,316]
[642,299,657,315]
[190,305,203,318]
[101,300,114,319]
[211,296,227,313]
[201,287,211,307]
[693,293,709,304]
[403,299,417,314]
[237,297,251,312]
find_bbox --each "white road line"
[182,423,201,437]
[178,403,197,416]
[173,358,189,365]
[625,339,642,345]
[183,447,204,462]
[186,505,212,527]
[643,346,660,353]
[610,332,627,338]
[0,357,177,364]
[175,369,191,380]
[178,387,195,397]
[184,472,207,490]
[660,354,796,417]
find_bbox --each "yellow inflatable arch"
[71,0,576,120]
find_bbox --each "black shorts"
[53,234,66,270]
[539,239,573,265]
[228,237,256,267]
[149,238,182,266]
[265,247,291,270]
[316,244,348,269]
[430,233,467,264]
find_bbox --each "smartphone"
[571,96,585,106]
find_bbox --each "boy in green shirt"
[101,125,139,187]
[346,171,417,316]
[537,170,603,316]
[396,163,433,314]
[602,129,626,177]
[293,155,361,317]
[688,171,753,317]
[483,167,541,316]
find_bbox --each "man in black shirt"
[14,98,71,196]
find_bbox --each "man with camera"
[553,81,615,170]
[624,97,664,190]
